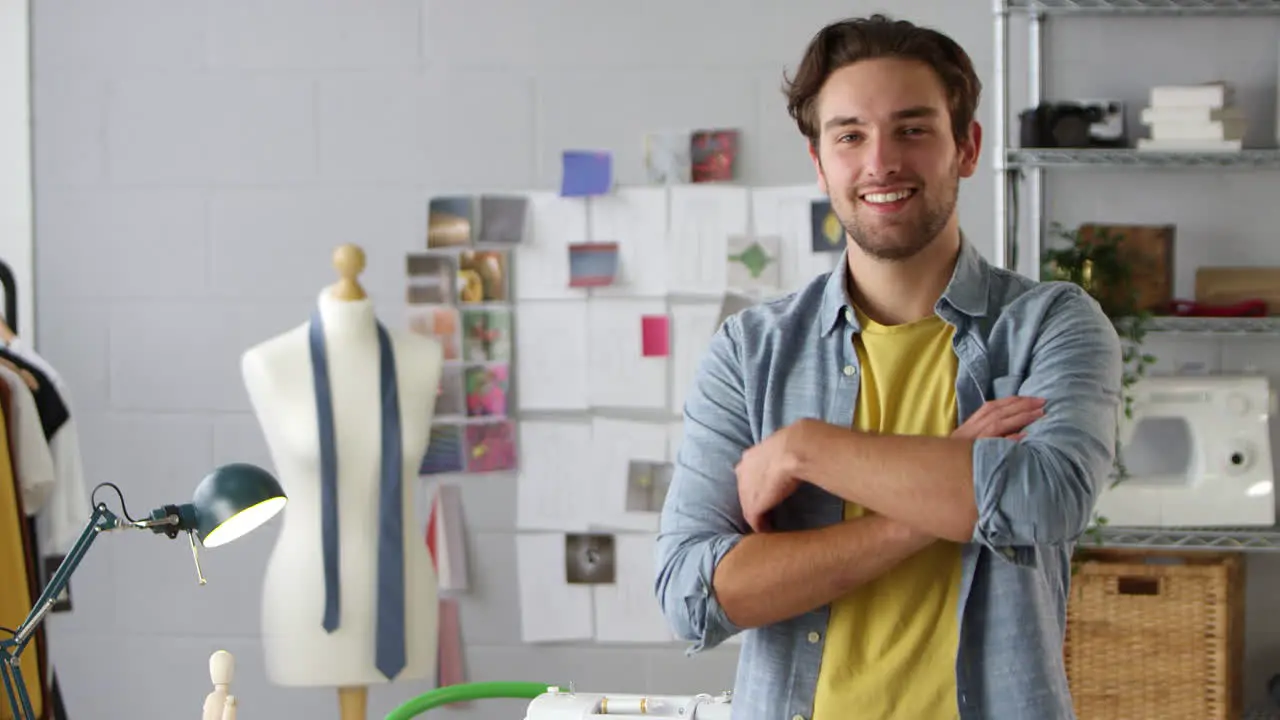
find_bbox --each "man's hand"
[735,421,815,533]
[952,395,1045,441]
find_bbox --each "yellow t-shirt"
[811,306,963,720]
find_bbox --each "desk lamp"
[0,462,287,720]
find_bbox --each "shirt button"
[792,715,806,720]
[807,631,820,643]
[1003,548,1016,559]
[844,308,854,322]
[842,365,856,376]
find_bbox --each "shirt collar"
[819,232,991,338]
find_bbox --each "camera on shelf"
[1019,100,1127,149]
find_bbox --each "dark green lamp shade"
[191,462,288,548]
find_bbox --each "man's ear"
[958,121,983,178]
[808,140,828,194]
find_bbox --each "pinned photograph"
[419,423,464,475]
[568,242,619,288]
[811,199,844,253]
[727,234,781,291]
[461,307,512,362]
[405,253,457,305]
[691,129,739,183]
[458,250,509,303]
[465,364,509,418]
[644,131,692,184]
[565,533,616,584]
[427,196,477,248]
[625,460,675,513]
[435,365,466,417]
[406,305,460,361]
[478,195,529,245]
[464,420,517,473]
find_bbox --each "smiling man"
[654,14,1124,720]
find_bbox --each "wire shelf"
[1006,148,1280,169]
[1004,0,1280,15]
[1082,525,1280,551]
[1127,316,1280,334]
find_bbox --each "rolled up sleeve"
[654,317,753,654]
[971,287,1123,559]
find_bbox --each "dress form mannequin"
[241,244,442,720]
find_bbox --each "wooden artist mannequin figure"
[242,244,442,720]
[202,650,237,720]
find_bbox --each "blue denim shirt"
[654,237,1123,720]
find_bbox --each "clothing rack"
[0,258,15,334]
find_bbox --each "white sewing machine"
[524,688,732,719]
[1094,374,1277,528]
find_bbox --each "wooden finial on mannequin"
[329,244,367,301]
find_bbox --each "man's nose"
[862,135,902,179]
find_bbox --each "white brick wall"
[26,0,1280,717]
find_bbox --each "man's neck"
[845,226,962,326]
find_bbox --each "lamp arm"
[1,502,120,720]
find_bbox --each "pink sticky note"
[642,315,669,357]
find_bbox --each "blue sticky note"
[560,150,612,197]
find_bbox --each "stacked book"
[1137,81,1244,152]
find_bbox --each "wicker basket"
[1064,550,1245,720]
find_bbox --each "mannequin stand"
[338,685,367,720]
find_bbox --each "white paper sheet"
[515,299,590,411]
[516,532,595,643]
[588,188,669,298]
[666,185,749,296]
[668,301,721,413]
[750,184,841,294]
[586,297,670,411]
[516,419,595,532]
[593,532,678,643]
[514,191,590,300]
[589,417,670,532]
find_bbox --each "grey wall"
[26,1,1280,718]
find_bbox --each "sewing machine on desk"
[1094,374,1278,528]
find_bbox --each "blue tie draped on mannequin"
[308,307,406,680]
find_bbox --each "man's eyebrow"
[822,106,940,131]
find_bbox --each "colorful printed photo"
[427,196,477,248]
[568,242,619,288]
[461,308,512,363]
[644,131,692,184]
[691,129,739,183]
[458,250,509,303]
[625,460,674,513]
[434,365,466,417]
[419,423,464,475]
[727,233,781,291]
[406,305,460,361]
[464,420,517,473]
[477,195,529,245]
[811,199,844,252]
[564,533,616,584]
[465,364,509,418]
[405,252,457,305]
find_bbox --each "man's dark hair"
[783,14,982,148]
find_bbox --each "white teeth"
[863,190,913,204]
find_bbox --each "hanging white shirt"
[4,337,88,556]
[0,363,56,514]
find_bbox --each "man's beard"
[834,167,959,262]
